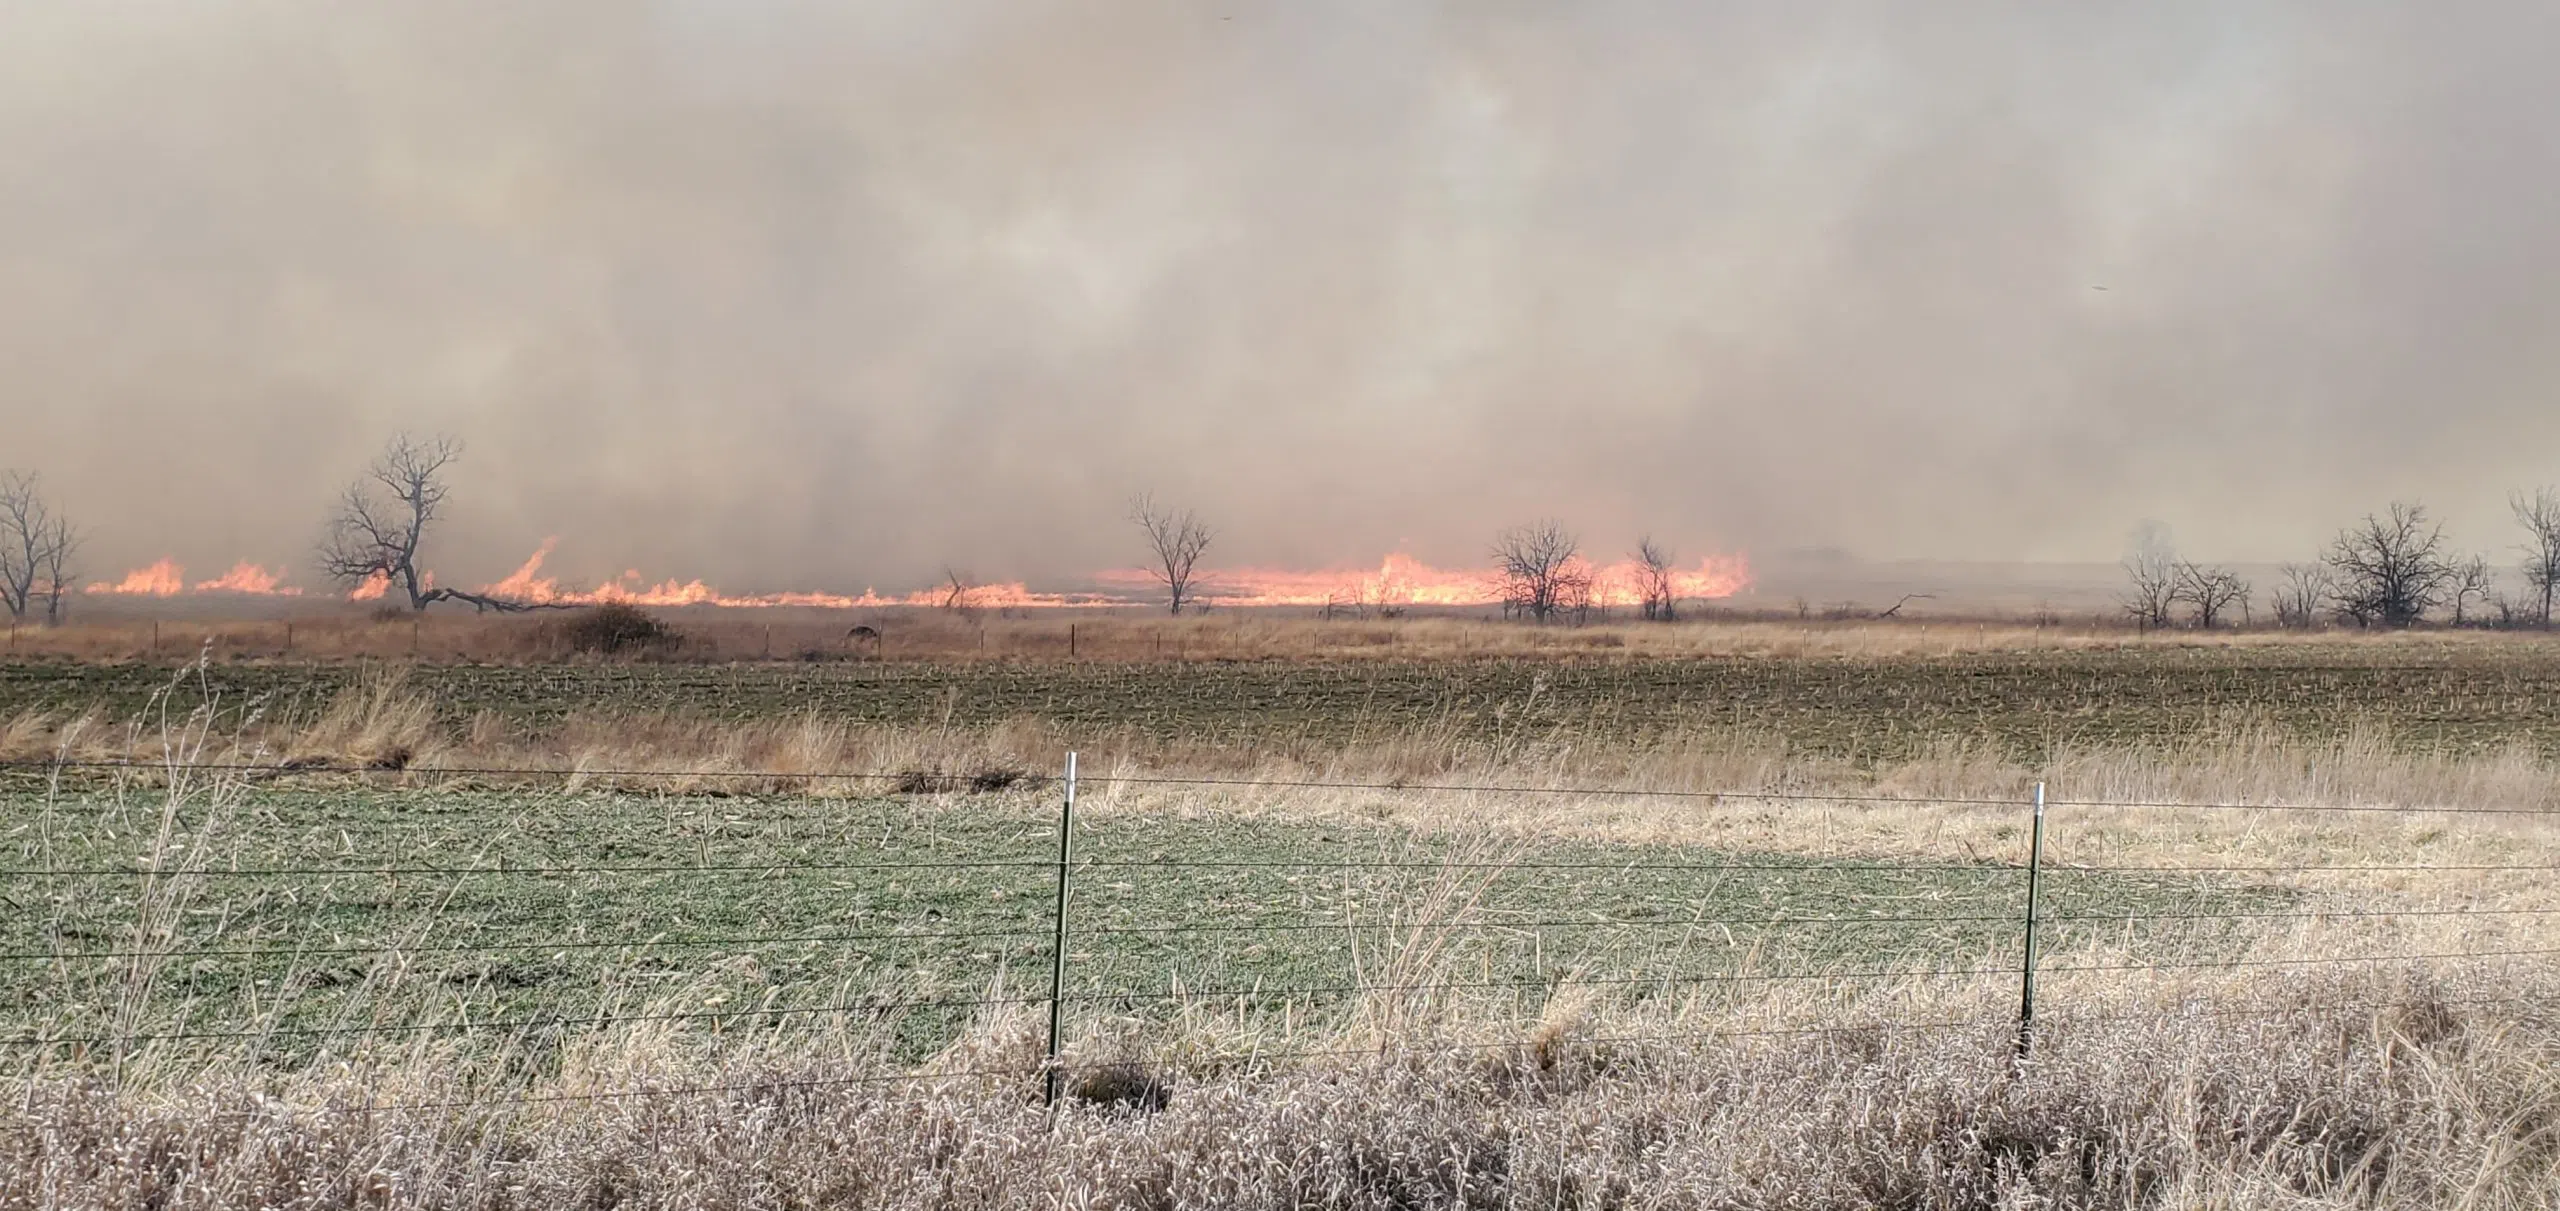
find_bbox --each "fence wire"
[3,759,2554,1111]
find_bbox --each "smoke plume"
[6,2,2557,594]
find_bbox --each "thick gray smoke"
[6,2,2558,595]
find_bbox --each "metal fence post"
[1043,752,1079,1106]
[2015,780,2047,1062]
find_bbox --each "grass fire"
[9,4,2560,1207]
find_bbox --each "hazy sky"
[6,2,2557,593]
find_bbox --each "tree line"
[2125,494,2560,631]
[1,435,1698,625]
[18,433,2558,631]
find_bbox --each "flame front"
[87,559,304,597]
[194,562,300,595]
[84,559,187,596]
[472,539,1117,610]
[74,543,1752,611]
[1098,552,1754,609]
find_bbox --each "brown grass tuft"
[7,970,2555,1207]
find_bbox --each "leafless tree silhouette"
[1877,593,1934,620]
[2325,502,2458,628]
[2514,488,2560,628]
[1493,521,1587,624]
[2171,562,2251,629]
[940,567,985,616]
[2451,554,2497,627]
[2120,525,2179,631]
[0,472,76,624]
[321,435,536,613]
[2272,563,2330,629]
[1129,493,1214,615]
[1633,536,1678,622]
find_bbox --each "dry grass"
[6,965,2555,1208]
[10,667,2560,846]
[8,664,2560,1206]
[11,671,2560,935]
[12,606,2547,664]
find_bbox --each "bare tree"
[2450,554,2496,627]
[940,566,984,616]
[2171,562,2251,630]
[1364,576,1406,620]
[319,435,534,613]
[2271,563,2330,629]
[1129,493,1213,615]
[36,523,73,624]
[1492,521,1586,624]
[1633,536,1678,622]
[2324,501,2457,628]
[0,472,77,624]
[1562,568,1600,625]
[2514,488,2560,628]
[321,435,458,611]
[2119,524,2179,631]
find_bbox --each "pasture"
[1,781,2279,1065]
[4,622,2558,1205]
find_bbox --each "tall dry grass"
[10,668,2560,840]
[11,671,2560,929]
[6,966,2555,1208]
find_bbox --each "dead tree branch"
[2324,501,2456,628]
[2171,562,2251,630]
[317,435,548,614]
[1493,521,1586,624]
[1129,493,1214,615]
[1878,593,1935,620]
[0,472,76,624]
[2451,554,2496,627]
[2514,488,2560,628]
[2119,526,2179,631]
[1634,536,1678,622]
[2272,563,2330,629]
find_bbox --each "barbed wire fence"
[1,755,2554,1119]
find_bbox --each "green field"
[2,781,2279,1067]
[2,645,2503,1071]
[9,642,2560,764]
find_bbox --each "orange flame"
[1587,556,1756,608]
[193,562,301,595]
[84,559,187,596]
[85,559,309,597]
[76,542,1753,613]
[1096,551,1753,609]
[474,540,1119,610]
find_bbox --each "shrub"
[557,604,680,656]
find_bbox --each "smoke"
[6,1,2558,594]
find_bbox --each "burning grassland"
[68,539,1755,614]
